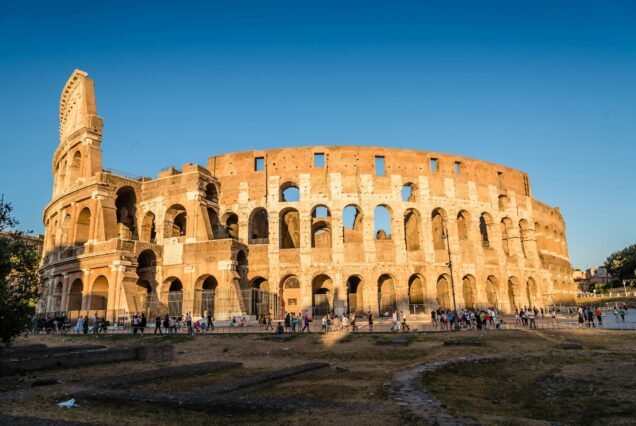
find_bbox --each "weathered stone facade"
[38,70,575,321]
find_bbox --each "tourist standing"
[528,309,537,329]
[154,315,162,334]
[140,313,147,335]
[368,312,374,332]
[284,312,291,332]
[82,315,89,334]
[401,311,410,331]
[185,312,193,335]
[207,313,214,332]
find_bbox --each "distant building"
[574,266,612,292]
[0,231,44,257]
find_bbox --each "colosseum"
[38,70,575,323]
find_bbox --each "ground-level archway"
[378,274,396,316]
[436,274,451,310]
[312,274,333,316]
[346,275,363,314]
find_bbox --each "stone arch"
[507,276,521,312]
[248,208,269,244]
[404,208,421,251]
[141,211,157,243]
[479,213,493,248]
[67,278,83,311]
[436,274,452,310]
[311,205,332,248]
[52,281,63,312]
[115,186,138,240]
[164,277,184,317]
[343,204,363,243]
[501,217,513,257]
[485,276,499,309]
[280,275,301,314]
[374,205,392,240]
[75,207,91,244]
[204,183,218,203]
[136,249,157,310]
[377,274,396,315]
[431,208,448,250]
[251,276,269,292]
[461,275,476,309]
[346,275,363,314]
[312,274,333,315]
[280,181,300,202]
[402,183,417,202]
[88,276,108,314]
[165,204,187,238]
[69,150,82,183]
[280,208,300,248]
[61,213,72,246]
[207,208,223,239]
[408,274,425,306]
[223,212,239,239]
[195,275,218,317]
[457,210,471,241]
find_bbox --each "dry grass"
[2,329,635,425]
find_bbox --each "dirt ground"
[1,329,635,425]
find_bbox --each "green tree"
[0,196,41,349]
[604,244,636,284]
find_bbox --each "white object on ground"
[58,398,79,409]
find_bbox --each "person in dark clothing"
[140,313,147,335]
[154,315,162,334]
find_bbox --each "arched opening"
[249,208,269,244]
[224,212,239,239]
[280,182,300,202]
[141,212,157,243]
[431,208,447,250]
[346,275,363,314]
[61,213,72,246]
[280,208,300,248]
[196,275,217,317]
[69,151,81,183]
[508,277,520,312]
[501,217,513,257]
[68,279,83,312]
[486,276,499,309]
[408,274,425,314]
[88,276,109,315]
[519,219,530,258]
[75,207,91,245]
[204,183,218,203]
[461,275,476,309]
[480,213,492,248]
[343,205,363,243]
[166,204,187,238]
[436,275,451,310]
[251,276,269,292]
[377,274,396,316]
[312,274,333,316]
[402,183,417,202]
[311,205,332,248]
[281,275,300,314]
[136,250,157,313]
[404,209,421,251]
[115,186,138,240]
[166,278,183,317]
[457,210,470,241]
[236,250,248,288]
[374,205,392,240]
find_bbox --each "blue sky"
[0,1,634,269]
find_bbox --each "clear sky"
[1,1,634,269]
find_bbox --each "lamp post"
[441,218,459,329]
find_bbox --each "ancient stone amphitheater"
[38,70,575,322]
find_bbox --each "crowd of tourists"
[429,307,505,331]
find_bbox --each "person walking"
[401,311,410,331]
[82,315,89,334]
[185,312,193,335]
[265,312,273,331]
[368,311,374,332]
[595,306,603,326]
[154,315,162,334]
[528,309,537,329]
[207,313,214,332]
[350,312,358,332]
[75,316,83,334]
[301,311,311,333]
[140,313,147,335]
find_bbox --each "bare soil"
[1,329,634,425]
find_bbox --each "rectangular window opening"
[523,175,530,196]
[454,161,461,174]
[430,158,438,173]
[497,171,503,188]
[254,157,265,172]
[375,156,385,176]
[314,153,325,167]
